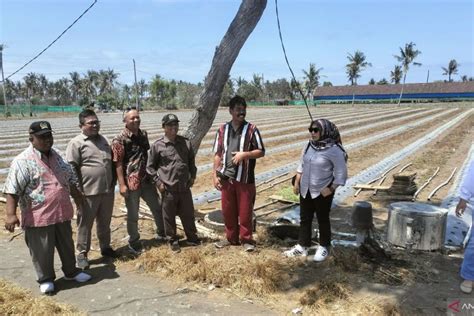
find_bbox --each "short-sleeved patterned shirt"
[111,128,150,191]
[213,121,265,184]
[3,145,78,228]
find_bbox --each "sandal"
[461,280,473,294]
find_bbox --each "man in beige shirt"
[66,109,117,269]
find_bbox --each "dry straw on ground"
[0,278,82,316]
[132,244,291,296]
[299,277,350,307]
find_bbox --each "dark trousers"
[161,189,198,242]
[76,192,114,254]
[298,192,334,247]
[221,180,256,244]
[24,221,80,284]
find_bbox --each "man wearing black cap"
[146,114,200,253]
[3,121,91,294]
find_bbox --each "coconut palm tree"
[137,79,148,99]
[38,74,49,100]
[23,72,40,116]
[394,42,422,105]
[235,76,246,90]
[53,78,72,105]
[82,70,98,102]
[346,51,371,85]
[15,81,25,101]
[98,68,119,95]
[251,73,264,101]
[4,78,15,103]
[290,78,302,100]
[302,63,323,101]
[442,59,459,82]
[23,72,39,99]
[346,51,371,105]
[69,71,81,102]
[390,65,403,84]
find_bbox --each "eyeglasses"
[85,120,101,126]
[308,127,319,133]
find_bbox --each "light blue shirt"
[460,160,474,201]
[297,143,347,199]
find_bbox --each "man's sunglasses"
[308,127,320,133]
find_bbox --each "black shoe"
[128,243,143,255]
[170,241,181,253]
[186,239,201,247]
[155,234,167,243]
[101,247,119,258]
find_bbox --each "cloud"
[101,50,120,59]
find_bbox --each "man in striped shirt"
[212,96,265,252]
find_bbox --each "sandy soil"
[0,104,473,315]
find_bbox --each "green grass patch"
[276,186,299,203]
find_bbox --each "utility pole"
[133,59,139,111]
[0,44,8,117]
[426,70,430,83]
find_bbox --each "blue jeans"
[462,224,474,281]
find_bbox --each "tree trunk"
[397,73,407,106]
[184,0,267,154]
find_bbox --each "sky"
[1,0,473,86]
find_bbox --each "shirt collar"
[227,120,247,132]
[80,132,93,140]
[163,135,181,144]
[122,127,142,138]
[29,144,54,160]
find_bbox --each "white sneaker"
[64,272,92,283]
[313,246,329,262]
[39,282,54,294]
[283,244,308,257]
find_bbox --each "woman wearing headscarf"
[283,119,348,262]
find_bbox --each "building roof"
[314,82,474,96]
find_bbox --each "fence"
[248,100,319,106]
[0,105,83,115]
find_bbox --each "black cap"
[29,121,53,135]
[162,114,180,126]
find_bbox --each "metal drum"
[387,202,448,250]
[351,201,373,229]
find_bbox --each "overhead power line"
[274,0,313,122]
[5,0,98,80]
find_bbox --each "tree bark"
[184,0,267,154]
[397,73,407,106]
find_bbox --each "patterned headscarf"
[309,118,348,160]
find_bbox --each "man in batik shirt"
[4,121,91,294]
[111,108,164,254]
